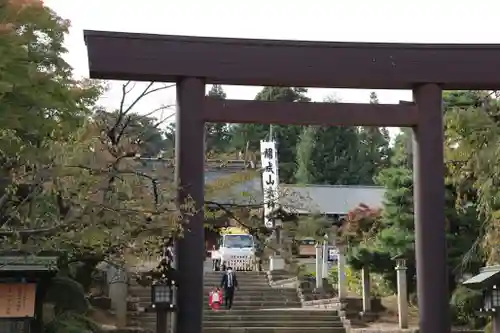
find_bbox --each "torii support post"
[175,77,206,333]
[413,84,449,332]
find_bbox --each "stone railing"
[302,297,340,309]
[268,275,299,289]
[224,255,256,271]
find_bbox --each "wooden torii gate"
[84,31,500,333]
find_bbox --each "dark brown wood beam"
[203,98,418,127]
[84,30,500,89]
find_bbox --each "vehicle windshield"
[223,234,254,248]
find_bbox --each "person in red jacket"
[208,287,222,311]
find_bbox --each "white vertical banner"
[260,140,279,228]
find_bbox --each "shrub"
[43,312,101,333]
[328,265,393,297]
[450,285,486,328]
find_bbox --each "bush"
[328,265,361,295]
[484,321,491,333]
[450,285,486,328]
[328,265,392,297]
[45,276,90,314]
[43,312,101,333]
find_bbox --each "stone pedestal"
[322,241,329,278]
[107,266,128,328]
[361,267,371,313]
[315,244,323,289]
[337,246,347,300]
[493,314,500,333]
[269,255,285,271]
[396,261,408,329]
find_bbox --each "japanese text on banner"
[260,141,279,228]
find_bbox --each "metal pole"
[157,311,168,333]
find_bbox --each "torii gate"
[84,31,500,333]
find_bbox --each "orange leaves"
[1,0,45,33]
[7,0,44,9]
[0,23,14,33]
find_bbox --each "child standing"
[208,287,222,310]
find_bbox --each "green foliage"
[293,93,391,185]
[309,124,362,184]
[45,276,90,314]
[43,274,100,333]
[43,312,100,333]
[356,92,392,184]
[206,85,231,154]
[326,265,393,297]
[344,111,483,295]
[444,90,500,265]
[294,126,315,184]
[94,111,169,158]
[230,87,311,183]
[0,0,185,262]
[449,285,485,328]
[328,265,361,295]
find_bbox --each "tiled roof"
[139,159,385,214]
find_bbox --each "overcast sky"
[44,0,500,129]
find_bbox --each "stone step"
[128,291,281,300]
[129,288,284,297]
[203,281,270,286]
[203,281,269,285]
[205,272,268,276]
[133,301,302,310]
[204,274,268,278]
[204,312,341,319]
[203,321,344,328]
[134,318,343,328]
[129,310,340,320]
[130,292,298,302]
[205,274,268,277]
[202,295,299,302]
[204,315,339,322]
[202,328,345,333]
[203,285,271,289]
[204,274,268,277]
[202,289,297,294]
[204,275,268,281]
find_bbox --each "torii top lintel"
[84,30,500,90]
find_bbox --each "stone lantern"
[463,265,500,333]
[392,253,408,329]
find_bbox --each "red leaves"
[342,203,382,242]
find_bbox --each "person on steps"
[220,266,238,309]
[208,287,222,311]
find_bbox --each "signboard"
[0,284,36,318]
[260,140,279,228]
[327,247,339,262]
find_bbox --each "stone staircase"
[127,280,155,332]
[203,271,345,333]
[127,270,345,333]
